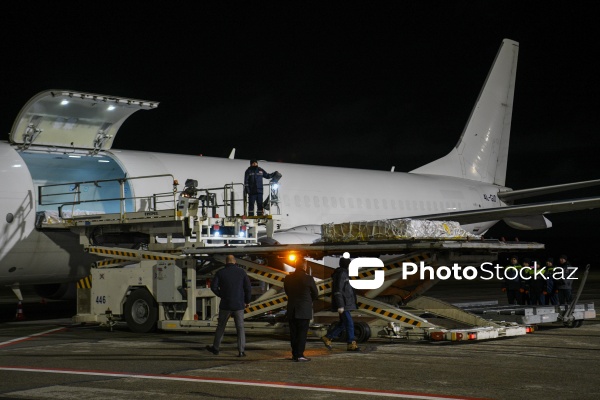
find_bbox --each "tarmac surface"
[1,268,599,400]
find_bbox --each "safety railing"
[38,174,178,220]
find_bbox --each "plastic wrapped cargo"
[321,219,480,242]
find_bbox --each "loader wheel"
[327,321,347,342]
[564,319,583,329]
[355,321,372,343]
[124,289,158,333]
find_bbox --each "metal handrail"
[38,174,177,219]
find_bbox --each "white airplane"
[1,38,599,302]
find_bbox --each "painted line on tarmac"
[0,366,488,399]
[0,327,67,348]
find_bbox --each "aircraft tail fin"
[411,39,519,186]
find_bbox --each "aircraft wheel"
[124,289,158,333]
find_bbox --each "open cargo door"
[9,90,158,153]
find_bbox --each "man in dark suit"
[206,254,252,357]
[283,258,319,362]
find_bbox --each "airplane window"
[426,201,432,211]
[294,195,301,208]
[304,195,311,208]
[357,198,363,209]
[382,199,387,209]
[419,200,424,210]
[406,200,411,210]
[323,196,329,207]
[331,197,337,208]
[374,199,379,209]
[398,200,404,210]
[412,200,418,210]
[365,198,371,209]
[348,198,354,208]
[340,197,346,208]
[390,199,396,210]
[313,196,320,207]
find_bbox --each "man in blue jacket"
[321,255,360,351]
[244,159,275,216]
[206,255,252,357]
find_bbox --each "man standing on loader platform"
[206,255,252,357]
[244,159,275,216]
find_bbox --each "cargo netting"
[321,219,480,242]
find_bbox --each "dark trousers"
[248,193,263,216]
[558,289,573,305]
[326,311,356,343]
[212,309,245,352]
[288,316,310,359]
[546,292,559,305]
[506,290,522,305]
[529,291,545,305]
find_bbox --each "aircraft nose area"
[0,143,35,276]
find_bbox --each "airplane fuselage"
[0,142,504,287]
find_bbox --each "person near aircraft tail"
[283,258,319,362]
[544,257,559,305]
[321,255,360,352]
[527,259,547,305]
[244,159,275,216]
[520,258,532,305]
[501,256,523,305]
[556,254,574,305]
[206,254,252,357]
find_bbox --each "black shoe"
[295,356,311,362]
[237,352,246,357]
[205,345,219,355]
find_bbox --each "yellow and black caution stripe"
[140,253,181,261]
[357,301,421,327]
[245,267,286,286]
[94,259,131,268]
[244,294,288,317]
[88,247,139,258]
[87,246,182,261]
[77,275,92,289]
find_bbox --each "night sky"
[2,2,599,265]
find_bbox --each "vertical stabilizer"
[411,39,518,186]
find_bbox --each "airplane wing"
[403,196,600,225]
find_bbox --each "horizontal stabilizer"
[403,196,600,225]
[498,179,600,202]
